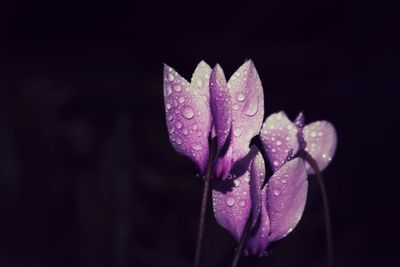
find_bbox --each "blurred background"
[0,0,399,266]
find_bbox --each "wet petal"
[163,62,212,173]
[260,112,299,172]
[246,149,270,256]
[212,149,257,241]
[266,158,308,242]
[228,60,264,166]
[246,186,270,256]
[249,147,265,227]
[210,64,233,178]
[303,121,337,174]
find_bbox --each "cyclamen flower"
[212,145,308,255]
[163,60,264,178]
[260,111,337,173]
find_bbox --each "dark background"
[0,0,399,266]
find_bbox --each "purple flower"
[163,60,264,178]
[212,112,337,256]
[163,61,212,173]
[260,111,337,174]
[212,145,308,255]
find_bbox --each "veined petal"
[163,62,212,173]
[266,158,308,242]
[303,121,337,174]
[227,60,264,167]
[260,112,299,172]
[210,64,232,152]
[212,148,258,241]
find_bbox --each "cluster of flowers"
[163,60,337,255]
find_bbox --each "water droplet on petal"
[168,127,175,134]
[276,140,282,146]
[166,103,171,110]
[165,86,172,96]
[238,200,246,207]
[226,197,236,207]
[168,73,174,81]
[182,129,188,135]
[281,178,287,184]
[273,160,279,166]
[244,100,258,116]
[233,179,241,187]
[167,115,174,121]
[232,103,240,111]
[176,121,182,129]
[310,131,317,138]
[233,127,243,137]
[183,107,194,119]
[174,85,182,92]
[178,96,185,103]
[192,144,202,151]
[273,189,281,196]
[191,124,198,130]
[176,138,183,145]
[236,93,246,102]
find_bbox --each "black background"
[0,0,399,266]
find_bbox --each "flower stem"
[303,152,334,267]
[194,138,217,267]
[230,215,252,267]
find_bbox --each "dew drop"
[322,153,327,158]
[167,115,174,121]
[318,132,323,137]
[174,85,182,92]
[182,129,188,135]
[176,121,182,129]
[168,127,175,134]
[232,103,240,111]
[226,197,236,207]
[183,107,194,119]
[233,127,243,137]
[310,131,317,138]
[168,73,175,81]
[276,140,282,146]
[244,176,250,183]
[166,103,171,110]
[273,160,279,166]
[191,124,198,130]
[176,138,183,145]
[281,178,287,184]
[165,86,172,96]
[178,96,185,103]
[273,189,281,196]
[236,93,246,102]
[233,179,241,187]
[244,100,258,116]
[238,200,246,207]
[192,144,202,151]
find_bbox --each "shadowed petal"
[246,149,270,256]
[210,64,233,178]
[249,147,266,227]
[228,60,264,167]
[303,121,337,174]
[266,158,308,242]
[163,62,212,173]
[260,112,299,172]
[212,148,258,241]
